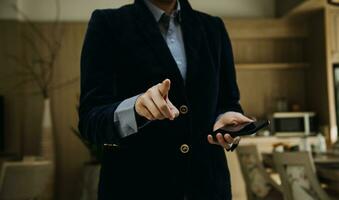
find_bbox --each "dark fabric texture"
[78,0,243,199]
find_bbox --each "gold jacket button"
[179,105,188,114]
[180,144,190,154]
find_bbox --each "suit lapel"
[179,0,203,97]
[133,0,185,88]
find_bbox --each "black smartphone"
[213,120,270,138]
[212,120,270,152]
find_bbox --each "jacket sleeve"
[215,17,243,117]
[78,9,122,145]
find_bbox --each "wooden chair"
[273,152,331,200]
[237,145,283,200]
[0,160,52,200]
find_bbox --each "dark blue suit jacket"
[79,0,243,199]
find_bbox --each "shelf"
[224,19,309,39]
[236,62,309,70]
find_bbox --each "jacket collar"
[143,0,181,23]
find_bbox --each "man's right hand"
[135,79,179,121]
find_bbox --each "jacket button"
[179,105,188,114]
[180,144,190,154]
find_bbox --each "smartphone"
[213,120,270,138]
[212,120,270,152]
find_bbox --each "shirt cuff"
[113,95,141,138]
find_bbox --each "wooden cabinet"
[222,11,335,143]
[223,19,310,118]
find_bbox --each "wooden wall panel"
[232,38,307,63]
[237,68,307,118]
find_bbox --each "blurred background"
[0,0,339,199]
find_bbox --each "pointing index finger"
[158,79,171,97]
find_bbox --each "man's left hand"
[207,112,253,150]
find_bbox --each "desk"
[262,152,339,168]
[315,155,339,196]
[314,154,339,164]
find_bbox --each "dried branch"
[4,0,73,99]
[20,31,49,86]
[50,77,80,91]
[7,54,45,94]
[11,3,54,53]
[0,77,37,94]
[21,31,41,59]
[46,41,62,87]
[52,0,62,39]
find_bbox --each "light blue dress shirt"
[113,0,187,138]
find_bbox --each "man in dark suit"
[79,0,252,199]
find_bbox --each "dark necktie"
[159,12,181,35]
[159,13,171,34]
